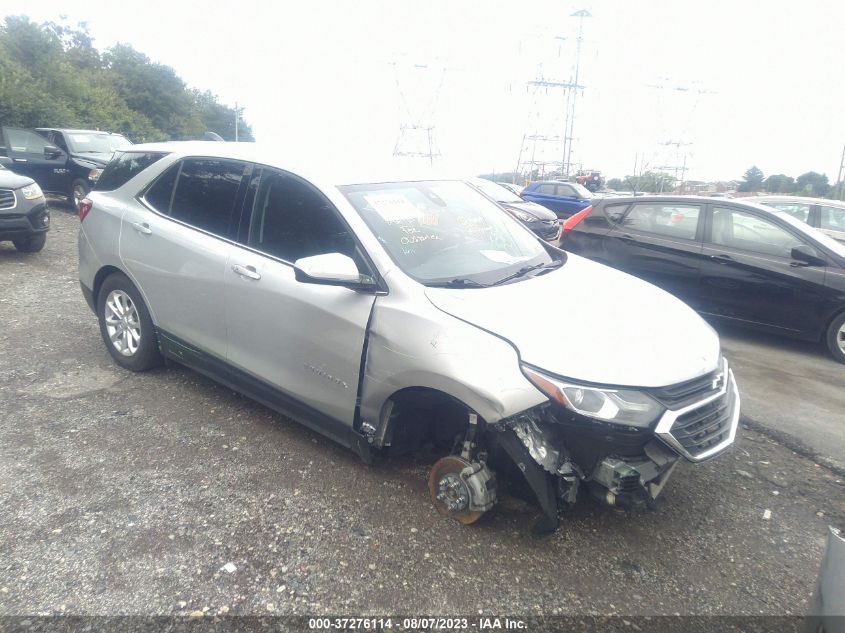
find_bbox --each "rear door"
[553,183,591,218]
[697,204,829,335]
[603,201,706,306]
[120,157,249,358]
[522,183,562,213]
[1,127,64,192]
[224,167,377,436]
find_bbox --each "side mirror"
[43,145,62,159]
[293,253,377,291]
[791,244,826,267]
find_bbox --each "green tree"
[763,174,794,193]
[738,166,765,192]
[606,177,624,190]
[795,171,830,197]
[624,171,675,193]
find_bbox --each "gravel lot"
[0,206,843,618]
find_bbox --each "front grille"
[651,367,722,408]
[0,189,15,210]
[668,388,734,456]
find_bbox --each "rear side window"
[248,169,357,264]
[536,184,555,194]
[604,203,630,223]
[145,158,246,238]
[95,152,167,192]
[622,203,701,240]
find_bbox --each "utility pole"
[563,9,591,178]
[837,144,845,200]
[235,101,241,143]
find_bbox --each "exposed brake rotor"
[428,455,485,525]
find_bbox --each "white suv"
[78,142,740,532]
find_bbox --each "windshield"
[471,178,523,203]
[340,180,553,285]
[66,133,132,154]
[570,182,593,198]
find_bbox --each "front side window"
[820,205,845,232]
[621,203,701,240]
[710,207,803,258]
[4,128,49,155]
[248,169,357,264]
[341,180,551,284]
[557,185,576,197]
[536,184,555,195]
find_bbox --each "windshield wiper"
[489,259,563,286]
[426,278,488,288]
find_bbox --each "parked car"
[0,162,49,252]
[0,126,132,208]
[560,195,845,363]
[575,169,604,192]
[468,177,560,242]
[754,195,845,245]
[521,180,593,219]
[497,182,524,196]
[79,143,740,532]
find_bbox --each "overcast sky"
[3,0,844,182]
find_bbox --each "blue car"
[521,180,594,219]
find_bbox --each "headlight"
[507,208,534,223]
[21,183,43,200]
[522,365,664,428]
[89,168,103,182]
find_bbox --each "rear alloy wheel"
[826,312,845,364]
[97,273,162,371]
[12,233,46,252]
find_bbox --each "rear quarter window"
[95,152,167,192]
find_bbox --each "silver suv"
[79,142,740,532]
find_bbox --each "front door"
[225,167,376,434]
[1,127,65,193]
[697,205,829,335]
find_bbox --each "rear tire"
[825,312,845,364]
[71,179,89,208]
[12,233,46,252]
[97,272,163,371]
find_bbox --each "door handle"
[232,264,261,280]
[12,158,27,163]
[709,254,733,264]
[132,222,152,235]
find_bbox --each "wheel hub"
[435,472,470,512]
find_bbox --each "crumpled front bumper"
[495,358,741,514]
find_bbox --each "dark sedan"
[469,178,561,242]
[560,195,845,363]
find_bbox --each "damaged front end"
[487,357,740,532]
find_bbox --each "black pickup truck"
[0,127,131,207]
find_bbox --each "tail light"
[78,197,93,222]
[562,205,593,237]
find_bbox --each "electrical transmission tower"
[392,61,446,164]
[515,9,591,182]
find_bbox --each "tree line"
[737,166,833,196]
[0,16,254,143]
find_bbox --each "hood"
[71,152,111,167]
[0,169,35,189]
[424,255,720,387]
[501,200,558,221]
